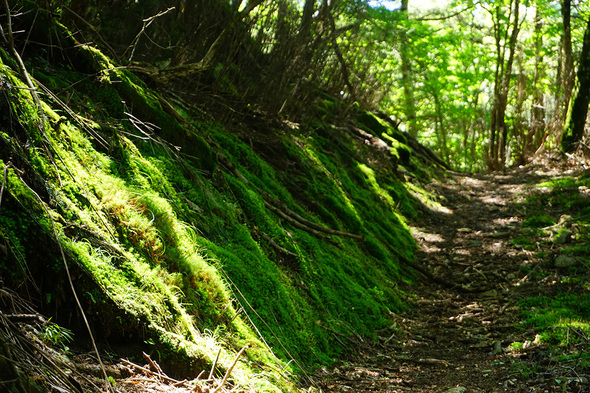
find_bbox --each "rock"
[554,255,578,268]
[457,228,471,233]
[553,229,572,244]
[479,289,499,299]
[493,340,502,354]
[444,387,467,393]
[557,214,573,226]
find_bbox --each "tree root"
[217,152,363,244]
[258,230,303,258]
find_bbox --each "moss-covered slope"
[0,5,444,392]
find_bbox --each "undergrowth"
[515,171,590,370]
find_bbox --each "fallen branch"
[4,313,48,325]
[218,151,362,243]
[258,231,303,258]
[262,201,335,243]
[260,190,364,240]
[121,359,181,385]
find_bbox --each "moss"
[0,9,440,390]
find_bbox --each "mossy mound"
[0,3,446,391]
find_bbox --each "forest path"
[316,164,588,393]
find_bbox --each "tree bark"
[488,0,520,170]
[561,0,575,123]
[561,14,590,152]
[400,0,417,137]
[530,3,545,154]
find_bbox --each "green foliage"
[41,321,74,349]
[522,214,554,228]
[511,360,539,380]
[518,293,590,345]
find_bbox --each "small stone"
[554,255,578,268]
[493,340,502,354]
[457,228,471,233]
[444,387,467,393]
[479,289,499,299]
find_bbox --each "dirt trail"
[316,165,589,393]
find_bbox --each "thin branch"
[209,348,222,380]
[0,164,6,210]
[121,359,182,385]
[63,6,119,61]
[211,346,248,393]
[258,230,303,258]
[125,7,176,61]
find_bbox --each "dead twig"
[209,348,222,380]
[258,230,303,258]
[217,151,362,243]
[125,7,176,61]
[121,358,181,385]
[261,190,365,240]
[211,346,248,393]
[142,351,165,380]
[62,5,119,61]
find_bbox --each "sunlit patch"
[493,217,520,226]
[454,248,472,256]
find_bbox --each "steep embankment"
[0,6,445,392]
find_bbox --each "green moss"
[519,293,590,345]
[522,214,554,228]
[0,12,439,390]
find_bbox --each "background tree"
[562,13,590,152]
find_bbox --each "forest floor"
[316,158,590,393]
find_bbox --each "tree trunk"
[432,89,449,165]
[530,3,545,154]
[561,0,575,123]
[400,0,417,137]
[561,14,590,152]
[488,0,520,170]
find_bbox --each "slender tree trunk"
[498,0,520,168]
[562,15,590,152]
[488,0,520,169]
[561,0,575,122]
[530,3,545,154]
[515,47,527,164]
[400,0,417,137]
[432,90,449,165]
[488,2,504,170]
